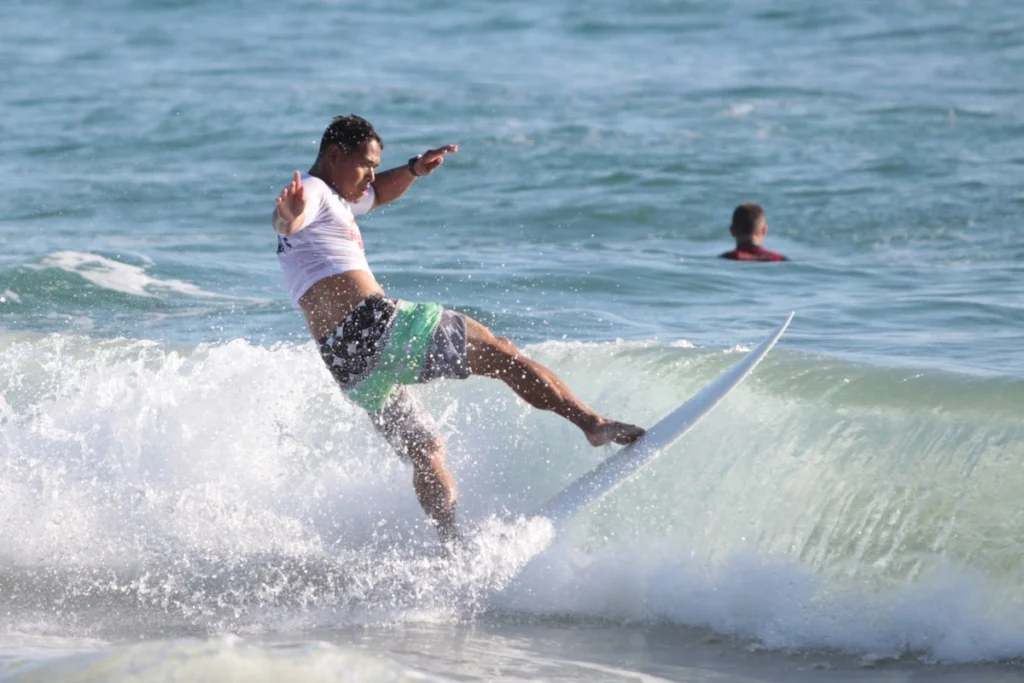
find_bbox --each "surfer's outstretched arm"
[463,317,644,447]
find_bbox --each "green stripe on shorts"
[346,301,443,412]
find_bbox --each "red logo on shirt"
[349,225,364,252]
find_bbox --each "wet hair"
[318,114,383,156]
[730,202,766,237]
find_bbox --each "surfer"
[272,115,644,545]
[720,203,788,262]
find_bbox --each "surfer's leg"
[404,436,459,545]
[369,387,459,544]
[463,317,644,447]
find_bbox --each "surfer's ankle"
[582,418,617,446]
[432,503,460,545]
[437,519,461,549]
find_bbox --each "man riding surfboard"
[272,115,644,544]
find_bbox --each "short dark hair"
[730,202,766,237]
[318,114,383,155]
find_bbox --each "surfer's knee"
[465,318,521,377]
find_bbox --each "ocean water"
[1,0,1023,681]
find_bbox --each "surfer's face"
[327,139,380,203]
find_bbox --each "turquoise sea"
[1,0,1023,680]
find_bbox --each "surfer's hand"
[273,171,306,234]
[412,144,458,177]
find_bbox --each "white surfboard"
[531,312,794,524]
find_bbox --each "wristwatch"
[407,154,424,177]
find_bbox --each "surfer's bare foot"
[585,419,645,447]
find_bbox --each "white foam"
[505,539,1024,663]
[25,251,256,300]
[1,636,454,683]
[0,335,374,565]
[720,102,755,118]
[2,334,1023,662]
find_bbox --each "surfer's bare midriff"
[298,270,386,340]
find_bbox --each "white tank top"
[275,174,376,306]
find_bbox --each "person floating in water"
[720,202,788,262]
[271,115,644,545]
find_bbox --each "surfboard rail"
[532,312,794,524]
